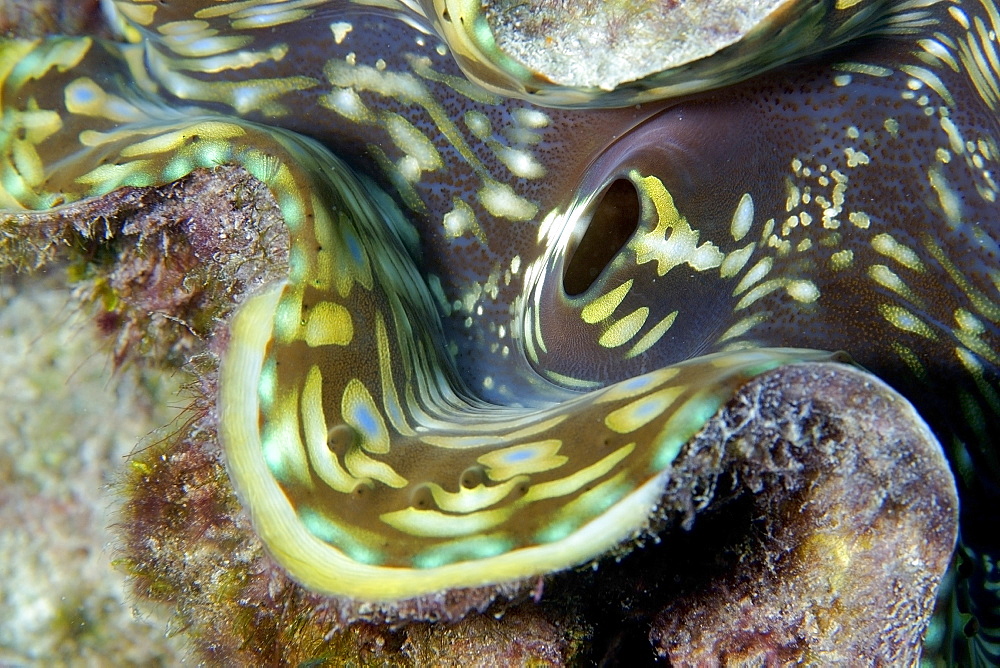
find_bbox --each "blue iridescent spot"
[343,227,365,266]
[502,448,536,463]
[351,403,378,437]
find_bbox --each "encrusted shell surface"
[424,0,888,105]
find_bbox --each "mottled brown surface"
[0,167,289,367]
[649,363,958,665]
[0,0,107,38]
[1,169,957,664]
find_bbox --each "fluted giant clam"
[0,0,995,660]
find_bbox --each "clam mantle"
[0,0,996,661]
